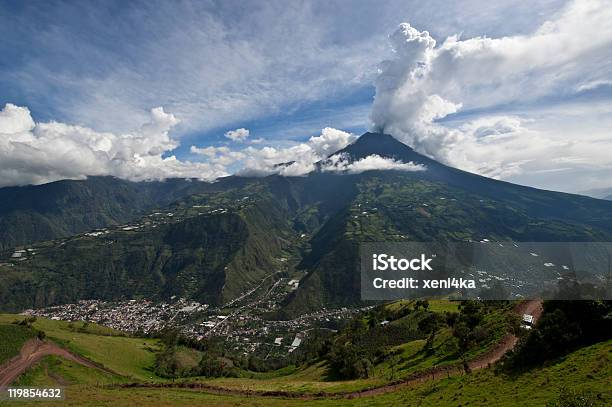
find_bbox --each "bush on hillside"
[500,300,611,372]
[547,387,603,407]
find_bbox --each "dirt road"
[0,300,543,398]
[119,299,544,400]
[351,298,544,398]
[0,338,114,389]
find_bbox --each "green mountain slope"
[281,134,612,314]
[2,133,612,313]
[0,176,220,250]
[0,182,299,311]
[3,311,609,406]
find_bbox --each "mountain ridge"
[0,176,223,250]
[3,132,612,313]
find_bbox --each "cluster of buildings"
[11,195,365,358]
[23,276,367,359]
[24,298,208,335]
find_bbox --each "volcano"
[2,132,612,313]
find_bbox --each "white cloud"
[370,0,612,191]
[189,145,220,157]
[307,127,356,157]
[191,127,356,177]
[224,128,250,142]
[277,161,317,177]
[231,134,426,177]
[190,145,246,166]
[240,127,356,176]
[0,103,227,187]
[0,103,35,134]
[4,1,611,192]
[575,79,612,92]
[6,0,568,137]
[322,153,426,174]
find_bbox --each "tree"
[502,300,612,371]
[328,343,371,379]
[368,315,380,329]
[423,331,436,355]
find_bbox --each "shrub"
[501,300,611,372]
[547,387,602,407]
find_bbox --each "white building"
[521,313,535,330]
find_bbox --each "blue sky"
[0,0,562,144]
[1,0,611,193]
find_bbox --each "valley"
[3,0,612,403]
[0,133,611,405]
[3,134,612,315]
[1,298,609,406]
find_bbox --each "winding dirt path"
[118,299,544,400]
[349,299,544,398]
[0,338,116,389]
[0,300,542,398]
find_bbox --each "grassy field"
[1,309,610,406]
[10,340,611,406]
[173,346,204,373]
[368,301,512,378]
[2,299,504,396]
[189,300,510,394]
[0,322,36,364]
[15,355,127,387]
[0,314,161,381]
[194,324,502,394]
[2,301,610,406]
[385,299,460,314]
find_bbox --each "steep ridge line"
[0,338,119,389]
[115,299,543,400]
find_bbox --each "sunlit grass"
[0,314,161,381]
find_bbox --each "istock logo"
[372,253,434,271]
